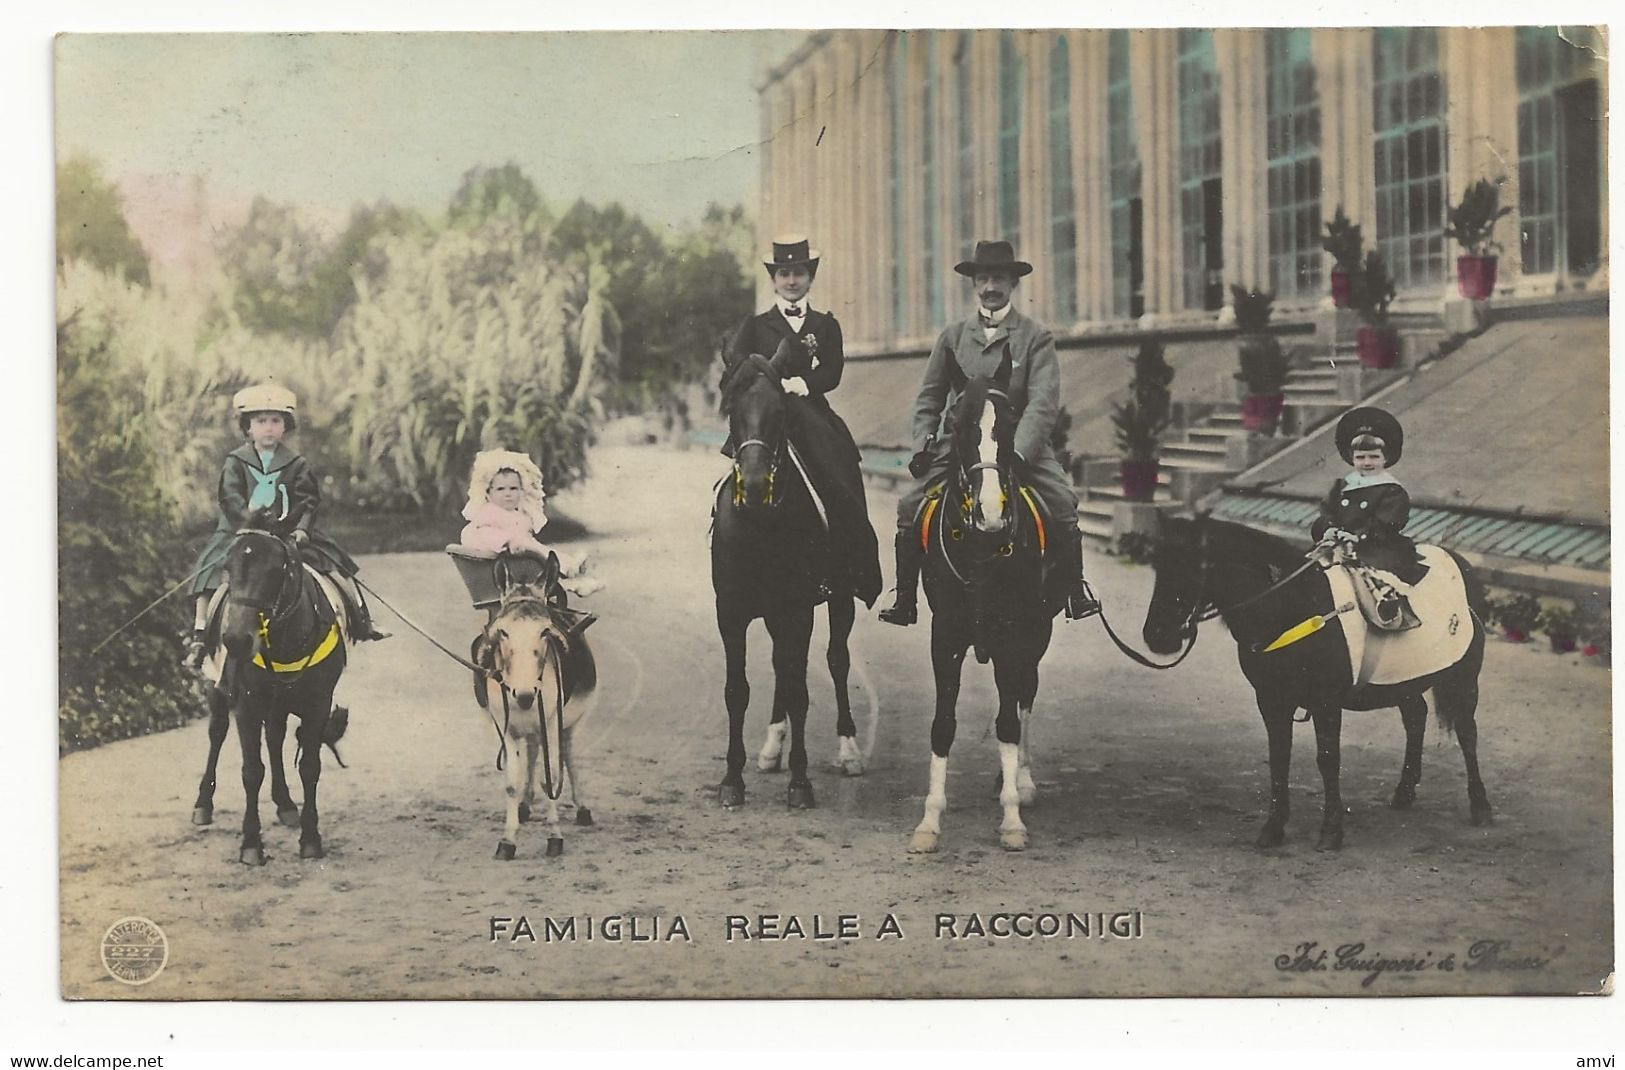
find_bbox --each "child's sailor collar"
[1342,470,1399,491]
[232,441,297,473]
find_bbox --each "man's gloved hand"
[908,449,934,479]
[782,376,810,397]
[291,528,310,546]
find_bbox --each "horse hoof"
[787,782,816,810]
[1470,802,1494,827]
[1389,786,1416,810]
[999,828,1029,852]
[545,837,564,857]
[278,807,301,829]
[495,840,516,861]
[239,846,266,866]
[1315,829,1344,852]
[300,840,324,860]
[191,806,213,827]
[1017,785,1037,807]
[907,829,939,854]
[757,753,783,773]
[840,759,865,777]
[1255,826,1286,849]
[718,784,745,810]
[574,808,594,827]
[518,801,532,824]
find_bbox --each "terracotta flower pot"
[1119,459,1160,502]
[1549,635,1578,654]
[1329,269,1351,309]
[1356,325,1399,369]
[1501,627,1528,643]
[1456,255,1499,300]
[1241,393,1285,432]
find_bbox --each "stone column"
[1130,29,1179,319]
[1216,29,1270,293]
[1441,26,1522,289]
[1313,28,1376,259]
[1072,29,1107,324]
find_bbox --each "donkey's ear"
[993,343,1014,390]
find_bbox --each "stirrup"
[183,630,207,669]
[878,595,917,626]
[1064,580,1102,621]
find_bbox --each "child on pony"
[185,382,387,668]
[1310,406,1428,630]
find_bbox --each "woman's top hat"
[954,239,1034,278]
[1335,406,1404,466]
[763,234,821,276]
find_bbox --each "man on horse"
[879,239,1100,626]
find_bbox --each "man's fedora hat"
[763,234,821,275]
[1335,406,1404,466]
[954,239,1034,278]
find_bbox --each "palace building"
[755,27,1608,355]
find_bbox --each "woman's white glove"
[782,376,809,397]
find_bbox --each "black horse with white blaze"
[1142,515,1493,851]
[712,351,862,810]
[908,355,1064,853]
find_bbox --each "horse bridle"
[731,434,786,508]
[229,527,324,667]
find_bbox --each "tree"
[56,156,151,287]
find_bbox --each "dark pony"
[1142,515,1492,851]
[712,351,861,810]
[192,506,349,864]
[908,352,1059,853]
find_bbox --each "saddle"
[1314,541,1419,632]
[1321,546,1474,689]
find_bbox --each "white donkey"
[472,587,598,859]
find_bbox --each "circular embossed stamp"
[101,917,168,986]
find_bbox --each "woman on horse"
[185,382,387,667]
[1311,406,1427,626]
[721,235,882,607]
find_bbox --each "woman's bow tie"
[783,305,804,318]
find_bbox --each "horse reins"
[731,435,785,508]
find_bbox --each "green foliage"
[1321,205,1364,274]
[1348,250,1397,324]
[448,162,548,230]
[57,312,199,754]
[1116,530,1155,565]
[56,157,151,287]
[1496,592,1541,636]
[1538,604,1579,648]
[1229,284,1275,333]
[1112,341,1174,462]
[1444,178,1513,257]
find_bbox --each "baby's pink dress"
[459,502,550,558]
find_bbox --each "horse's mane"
[1166,515,1305,570]
[718,353,781,417]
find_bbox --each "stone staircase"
[1075,310,1444,548]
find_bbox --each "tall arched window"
[1177,29,1222,311]
[1265,28,1322,299]
[1107,29,1142,319]
[888,32,909,331]
[1048,35,1077,323]
[1372,27,1446,290]
[955,33,976,268]
[997,31,1024,247]
[920,31,944,327]
[1516,26,1603,278]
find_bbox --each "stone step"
[1079,511,1115,541]
[1284,383,1340,400]
[1085,481,1174,504]
[1186,426,1256,444]
[1161,440,1231,462]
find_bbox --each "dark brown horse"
[1142,515,1492,851]
[908,354,1062,853]
[712,351,862,810]
[192,509,349,864]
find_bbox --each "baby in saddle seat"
[458,449,604,610]
[1310,407,1428,632]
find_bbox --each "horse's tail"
[1434,548,1487,737]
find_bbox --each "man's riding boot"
[878,532,923,626]
[1062,526,1102,621]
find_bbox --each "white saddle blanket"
[1324,545,1474,688]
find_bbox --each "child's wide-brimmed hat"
[233,382,298,431]
[762,234,821,277]
[464,449,547,531]
[954,239,1034,278]
[1335,406,1404,466]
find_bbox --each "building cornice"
[756,30,836,92]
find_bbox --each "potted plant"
[1231,284,1286,434]
[1111,340,1174,501]
[1578,605,1611,664]
[1443,178,1513,300]
[1321,205,1364,309]
[1539,605,1579,654]
[1348,250,1398,369]
[1496,592,1540,643]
